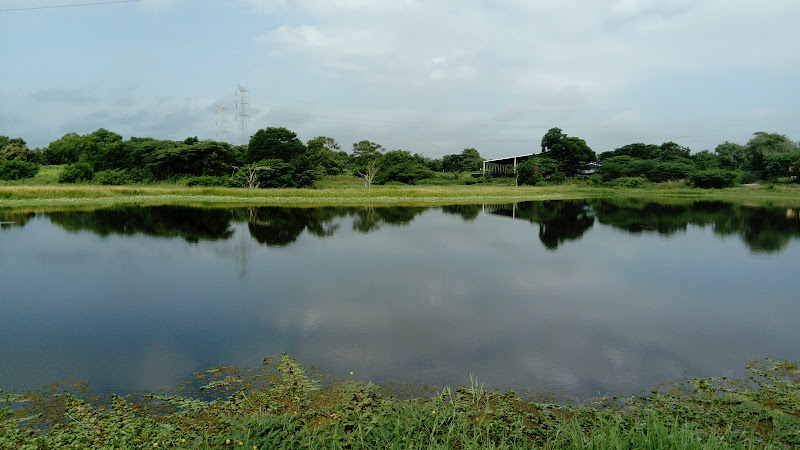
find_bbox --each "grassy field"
[3,175,800,210]
[2,356,798,449]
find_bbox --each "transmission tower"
[235,84,250,146]
[215,106,229,142]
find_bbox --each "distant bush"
[0,159,39,180]
[688,169,738,189]
[548,171,566,183]
[739,171,759,184]
[374,162,434,185]
[58,163,94,183]
[587,174,603,186]
[413,178,445,186]
[464,176,487,185]
[93,168,152,185]
[516,159,543,186]
[648,160,694,182]
[94,169,129,185]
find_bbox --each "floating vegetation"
[2,356,799,448]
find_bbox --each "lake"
[1,199,799,399]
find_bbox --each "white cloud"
[4,0,800,153]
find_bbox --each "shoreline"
[3,183,800,210]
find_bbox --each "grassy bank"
[2,181,800,211]
[2,356,798,449]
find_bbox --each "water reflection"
[590,199,800,253]
[484,201,595,250]
[3,200,799,253]
[46,206,234,243]
[2,200,800,399]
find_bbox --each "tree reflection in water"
[1,200,798,253]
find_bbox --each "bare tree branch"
[357,159,380,188]
[231,164,271,189]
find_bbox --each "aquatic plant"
[2,358,799,448]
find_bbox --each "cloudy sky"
[1,0,799,158]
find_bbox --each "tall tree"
[540,128,595,176]
[350,140,384,168]
[307,136,347,175]
[442,148,483,172]
[0,139,35,162]
[43,133,93,165]
[248,127,307,163]
[541,127,565,152]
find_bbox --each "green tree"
[516,158,542,185]
[748,131,798,154]
[87,128,123,147]
[541,129,595,176]
[0,140,36,162]
[442,148,483,173]
[149,140,238,178]
[373,150,434,185]
[541,127,565,153]
[540,128,596,176]
[656,141,691,160]
[307,136,347,175]
[43,133,93,165]
[0,159,39,180]
[763,151,800,180]
[414,153,442,172]
[714,141,748,170]
[600,143,661,160]
[350,140,385,186]
[350,140,384,168]
[692,150,719,170]
[247,127,317,188]
[79,128,124,169]
[58,162,94,183]
[248,127,307,163]
[688,169,738,188]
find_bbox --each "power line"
[235,85,250,146]
[0,0,141,12]
[216,106,229,142]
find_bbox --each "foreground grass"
[2,356,799,449]
[2,181,800,210]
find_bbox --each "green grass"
[2,176,800,211]
[2,356,798,449]
[2,164,799,210]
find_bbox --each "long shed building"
[482,154,533,177]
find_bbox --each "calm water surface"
[1,200,799,398]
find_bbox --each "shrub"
[548,171,566,183]
[58,163,94,183]
[0,159,39,180]
[374,162,434,185]
[516,159,543,186]
[648,160,694,182]
[94,169,129,185]
[464,177,487,185]
[688,169,738,189]
[93,168,153,185]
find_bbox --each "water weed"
[2,357,798,448]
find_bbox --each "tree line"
[0,127,483,187]
[515,128,800,188]
[1,126,798,188]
